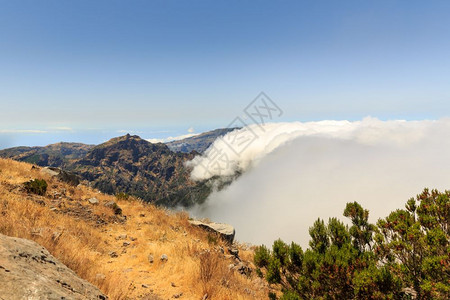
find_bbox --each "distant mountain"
[0,130,235,207]
[166,128,238,153]
[69,134,211,206]
[0,142,93,168]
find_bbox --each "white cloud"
[51,126,73,131]
[146,133,200,144]
[0,129,48,134]
[187,118,450,247]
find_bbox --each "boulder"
[0,233,107,300]
[88,198,99,205]
[188,220,235,244]
[41,167,81,186]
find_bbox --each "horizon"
[2,1,450,149]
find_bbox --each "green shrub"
[254,245,271,268]
[116,192,130,201]
[206,233,218,245]
[24,179,47,196]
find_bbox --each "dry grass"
[0,158,269,299]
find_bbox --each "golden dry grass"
[0,158,268,299]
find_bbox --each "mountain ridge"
[0,133,218,207]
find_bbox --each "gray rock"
[88,198,99,205]
[160,254,168,261]
[148,254,154,263]
[0,233,107,300]
[41,167,81,186]
[188,220,235,244]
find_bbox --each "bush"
[255,189,450,300]
[115,192,130,201]
[24,179,47,196]
[254,245,270,268]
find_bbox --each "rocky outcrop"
[0,234,107,300]
[189,220,235,244]
[41,166,81,186]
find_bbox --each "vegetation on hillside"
[0,158,268,299]
[255,190,449,299]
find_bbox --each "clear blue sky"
[1,0,450,148]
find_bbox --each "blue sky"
[1,0,450,148]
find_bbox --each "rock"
[123,241,130,247]
[173,292,182,298]
[0,233,107,300]
[88,198,99,205]
[228,248,239,257]
[142,284,149,288]
[104,201,122,215]
[160,254,168,262]
[171,282,176,287]
[117,234,127,240]
[188,220,235,244]
[41,167,81,186]
[202,293,208,300]
[130,236,137,241]
[148,254,154,263]
[401,287,417,299]
[234,262,251,276]
[109,251,118,258]
[228,247,241,261]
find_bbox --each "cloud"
[146,132,200,144]
[0,129,47,134]
[188,127,195,133]
[187,118,450,247]
[51,126,73,131]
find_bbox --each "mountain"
[0,131,233,207]
[68,134,211,207]
[0,142,93,168]
[166,127,238,153]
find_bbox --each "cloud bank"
[188,118,450,247]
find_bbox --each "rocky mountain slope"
[0,134,213,207]
[69,134,211,206]
[0,234,107,300]
[0,158,268,299]
[166,128,238,153]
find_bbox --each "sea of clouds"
[187,117,450,247]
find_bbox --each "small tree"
[24,179,48,196]
[376,189,450,298]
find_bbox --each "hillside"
[0,135,213,207]
[69,134,211,207]
[0,142,93,168]
[166,128,238,153]
[0,158,268,299]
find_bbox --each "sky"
[1,0,450,148]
